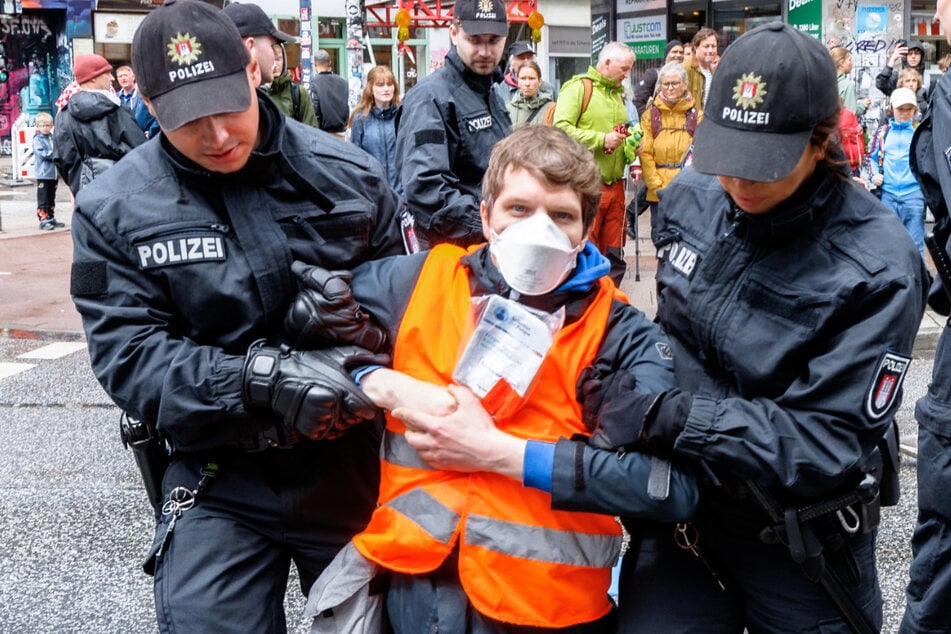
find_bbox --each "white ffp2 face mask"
[489,213,582,296]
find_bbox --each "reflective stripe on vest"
[354,244,623,627]
[466,515,620,569]
[383,428,433,471]
[388,487,459,544]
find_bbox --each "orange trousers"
[588,180,627,253]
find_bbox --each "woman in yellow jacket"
[638,62,702,204]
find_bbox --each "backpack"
[649,104,699,138]
[290,82,302,122]
[545,77,593,126]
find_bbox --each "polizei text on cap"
[169,60,215,83]
[721,107,769,125]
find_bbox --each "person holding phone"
[877,39,931,97]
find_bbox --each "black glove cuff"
[243,340,281,407]
[644,389,693,451]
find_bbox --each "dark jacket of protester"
[53,89,145,195]
[395,47,511,248]
[903,68,951,634]
[310,70,349,133]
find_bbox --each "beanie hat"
[665,40,683,57]
[73,54,113,84]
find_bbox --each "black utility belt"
[236,424,302,452]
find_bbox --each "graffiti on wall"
[345,0,364,109]
[0,12,67,153]
[824,0,905,130]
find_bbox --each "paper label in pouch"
[453,295,558,399]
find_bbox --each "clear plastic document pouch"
[452,295,565,419]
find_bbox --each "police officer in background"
[395,0,511,248]
[68,1,403,631]
[902,1,951,631]
[399,23,928,633]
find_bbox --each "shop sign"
[788,0,822,39]
[616,0,665,13]
[618,14,666,60]
[592,12,610,62]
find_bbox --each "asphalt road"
[0,334,936,633]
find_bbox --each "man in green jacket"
[553,41,634,262]
[269,43,319,127]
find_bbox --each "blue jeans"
[882,189,925,259]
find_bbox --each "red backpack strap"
[685,107,698,136]
[650,105,662,137]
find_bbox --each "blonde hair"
[35,112,53,126]
[482,126,602,232]
[829,46,850,71]
[348,65,400,127]
[898,67,923,91]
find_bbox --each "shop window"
[549,56,590,95]
[713,2,781,47]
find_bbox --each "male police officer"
[69,1,403,631]
[902,1,951,631]
[395,0,511,248]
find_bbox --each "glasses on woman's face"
[661,81,682,88]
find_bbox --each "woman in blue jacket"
[349,65,401,195]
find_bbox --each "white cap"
[890,87,918,109]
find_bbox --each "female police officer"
[396,23,929,633]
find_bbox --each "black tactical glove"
[284,261,387,353]
[581,367,692,452]
[243,340,391,441]
[577,366,635,433]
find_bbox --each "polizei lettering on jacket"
[662,241,700,279]
[137,235,226,269]
[721,107,770,125]
[168,60,216,83]
[466,114,494,133]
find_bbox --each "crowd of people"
[36,0,950,631]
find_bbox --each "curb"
[0,326,85,341]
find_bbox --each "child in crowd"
[32,112,63,230]
[868,87,924,257]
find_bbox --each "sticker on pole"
[865,351,911,420]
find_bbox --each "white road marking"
[0,362,35,379]
[18,342,87,359]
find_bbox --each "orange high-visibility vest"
[353,244,623,628]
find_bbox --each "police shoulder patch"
[865,350,911,420]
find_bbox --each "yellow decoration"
[395,8,411,28]
[531,28,541,43]
[398,26,410,42]
[527,11,544,30]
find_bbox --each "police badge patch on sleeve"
[865,351,911,420]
